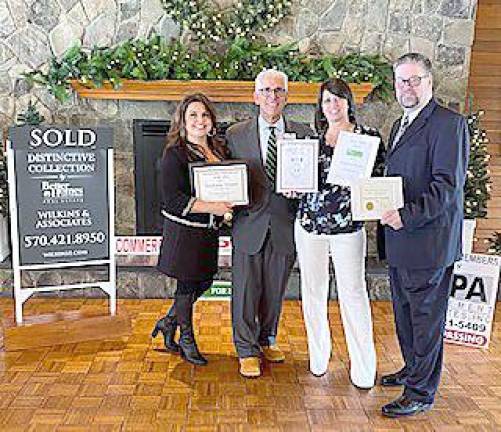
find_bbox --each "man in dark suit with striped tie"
[380,53,469,417]
[226,69,312,378]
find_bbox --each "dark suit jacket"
[226,117,313,255]
[382,98,469,269]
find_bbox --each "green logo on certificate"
[346,149,363,158]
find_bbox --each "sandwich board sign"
[445,253,500,348]
[7,126,116,324]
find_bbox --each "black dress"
[157,145,219,282]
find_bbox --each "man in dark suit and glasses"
[380,53,469,417]
[226,69,312,378]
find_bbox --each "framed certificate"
[327,131,380,186]
[190,161,249,206]
[276,138,319,193]
[351,177,404,221]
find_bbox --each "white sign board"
[445,253,500,348]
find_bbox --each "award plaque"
[190,160,249,206]
[276,138,319,193]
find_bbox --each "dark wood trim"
[70,80,374,104]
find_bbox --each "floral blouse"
[297,124,386,235]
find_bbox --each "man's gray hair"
[393,53,433,74]
[254,69,289,92]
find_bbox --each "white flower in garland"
[160,0,293,42]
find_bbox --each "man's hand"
[381,209,403,230]
[281,190,300,199]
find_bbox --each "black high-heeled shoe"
[151,306,179,353]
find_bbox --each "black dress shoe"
[380,371,406,387]
[382,395,433,417]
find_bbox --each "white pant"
[295,220,377,386]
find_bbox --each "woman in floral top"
[295,78,385,387]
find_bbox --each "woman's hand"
[207,202,234,217]
[191,199,233,216]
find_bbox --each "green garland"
[25,35,393,102]
[161,0,292,42]
[465,110,491,219]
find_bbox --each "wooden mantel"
[70,80,374,104]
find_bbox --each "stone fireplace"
[0,0,479,300]
[0,96,393,299]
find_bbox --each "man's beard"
[398,93,419,109]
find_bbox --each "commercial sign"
[115,235,232,267]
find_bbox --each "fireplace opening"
[133,119,232,235]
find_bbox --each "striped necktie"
[265,126,277,182]
[391,115,410,149]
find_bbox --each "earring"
[179,127,186,139]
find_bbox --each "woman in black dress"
[152,93,233,366]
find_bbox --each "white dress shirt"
[390,94,433,150]
[403,94,433,127]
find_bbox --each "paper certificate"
[351,177,404,221]
[276,138,319,193]
[327,131,380,186]
[190,162,249,205]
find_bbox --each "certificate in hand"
[351,177,404,221]
[327,131,380,186]
[190,161,249,205]
[276,138,319,193]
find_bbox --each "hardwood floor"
[0,298,500,431]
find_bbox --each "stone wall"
[0,0,479,298]
[0,0,479,230]
[0,0,477,131]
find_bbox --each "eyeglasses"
[395,75,429,88]
[257,87,287,97]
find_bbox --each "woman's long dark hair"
[314,78,356,136]
[165,93,229,161]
